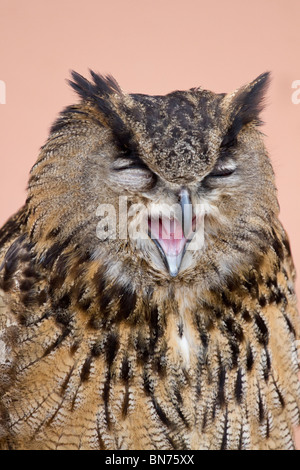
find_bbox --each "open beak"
[148,189,194,277]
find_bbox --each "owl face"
[27,71,277,286]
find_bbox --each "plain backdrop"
[0,0,299,448]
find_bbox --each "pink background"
[0,0,300,447]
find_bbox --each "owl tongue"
[149,216,187,277]
[157,217,186,255]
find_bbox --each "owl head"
[26,71,276,291]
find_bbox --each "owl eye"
[110,156,156,191]
[209,163,236,177]
[112,157,148,172]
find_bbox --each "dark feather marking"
[94,264,106,295]
[23,266,38,278]
[120,355,131,382]
[50,106,104,134]
[32,289,48,307]
[246,344,254,371]
[149,305,163,352]
[177,321,184,339]
[274,290,287,305]
[194,312,210,349]
[151,396,172,428]
[1,236,24,284]
[135,333,150,364]
[36,289,48,307]
[52,293,71,311]
[91,341,102,358]
[105,332,119,366]
[121,383,129,418]
[283,313,296,337]
[266,414,270,439]
[103,372,112,429]
[21,289,43,308]
[282,236,292,257]
[220,408,229,450]
[238,425,243,450]
[55,310,72,327]
[263,347,271,382]
[241,308,252,323]
[243,271,259,299]
[142,374,152,399]
[165,435,180,450]
[99,291,111,316]
[42,327,71,357]
[272,377,285,408]
[55,252,70,279]
[217,353,226,407]
[0,276,13,292]
[78,296,92,312]
[228,339,239,368]
[213,307,222,319]
[101,333,120,428]
[221,291,233,309]
[0,213,23,248]
[254,313,269,345]
[270,228,284,261]
[258,386,265,423]
[60,365,75,395]
[232,302,242,316]
[45,227,61,240]
[259,295,267,308]
[96,416,107,450]
[70,340,80,355]
[41,236,73,269]
[80,355,93,382]
[224,316,244,343]
[116,287,137,322]
[175,404,190,429]
[18,308,51,327]
[235,368,243,404]
[174,387,183,405]
[201,408,207,431]
[69,381,84,412]
[49,273,67,295]
[33,393,66,432]
[153,354,167,378]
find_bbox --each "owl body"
[0,72,299,450]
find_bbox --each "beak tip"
[166,254,182,278]
[169,269,179,277]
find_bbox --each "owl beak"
[149,189,193,277]
[180,189,193,239]
[152,236,186,277]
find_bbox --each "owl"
[0,71,299,450]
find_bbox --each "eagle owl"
[0,71,299,450]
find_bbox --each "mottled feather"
[0,71,299,450]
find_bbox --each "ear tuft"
[221,72,271,148]
[68,71,133,154]
[68,70,122,101]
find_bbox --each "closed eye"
[209,162,236,177]
[112,156,148,172]
[110,155,157,191]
